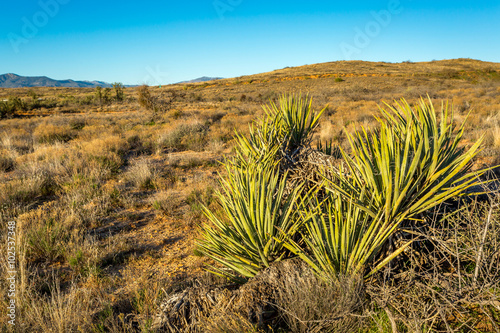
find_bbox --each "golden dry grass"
[0,58,499,332]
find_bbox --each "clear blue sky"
[1,0,499,85]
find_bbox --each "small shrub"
[150,190,182,216]
[274,263,365,333]
[19,207,70,263]
[1,168,58,206]
[67,243,101,278]
[198,164,306,280]
[157,122,208,152]
[9,96,27,111]
[94,86,112,105]
[0,96,26,118]
[94,86,103,105]
[78,95,94,105]
[188,92,203,102]
[33,123,74,143]
[27,89,41,109]
[69,118,86,130]
[62,171,114,228]
[0,150,15,172]
[103,87,112,104]
[0,100,15,118]
[137,85,183,119]
[152,167,177,189]
[171,109,183,119]
[186,186,215,219]
[125,159,158,189]
[82,135,129,172]
[112,82,124,101]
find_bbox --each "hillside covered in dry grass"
[1,58,500,332]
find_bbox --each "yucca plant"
[262,94,326,154]
[198,94,326,281]
[281,191,412,281]
[329,97,487,226]
[233,94,326,169]
[317,139,342,158]
[282,97,488,281]
[231,117,281,171]
[198,163,306,281]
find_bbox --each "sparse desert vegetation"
[1,59,500,332]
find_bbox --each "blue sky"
[1,0,499,85]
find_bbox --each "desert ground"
[1,58,500,332]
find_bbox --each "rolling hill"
[0,73,113,88]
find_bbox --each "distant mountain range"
[0,73,224,88]
[177,76,224,84]
[0,73,115,88]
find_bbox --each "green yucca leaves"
[198,163,306,280]
[283,97,488,281]
[200,94,489,283]
[281,192,412,280]
[261,94,326,153]
[198,94,326,281]
[233,94,326,169]
[329,97,486,225]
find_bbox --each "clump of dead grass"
[274,265,366,333]
[80,135,129,172]
[125,158,159,190]
[150,190,183,216]
[0,148,16,172]
[156,120,208,152]
[33,122,74,144]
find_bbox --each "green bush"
[285,97,488,280]
[330,97,485,227]
[112,82,124,101]
[198,94,325,281]
[232,94,325,172]
[198,164,306,280]
[25,215,70,263]
[0,96,28,118]
[199,94,489,283]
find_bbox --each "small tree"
[103,88,112,104]
[94,86,112,107]
[94,86,103,105]
[27,90,41,110]
[136,85,183,120]
[112,82,124,102]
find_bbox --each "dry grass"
[0,148,16,172]
[125,158,159,190]
[150,190,183,217]
[273,263,365,333]
[0,59,499,332]
[33,122,74,144]
[365,191,500,332]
